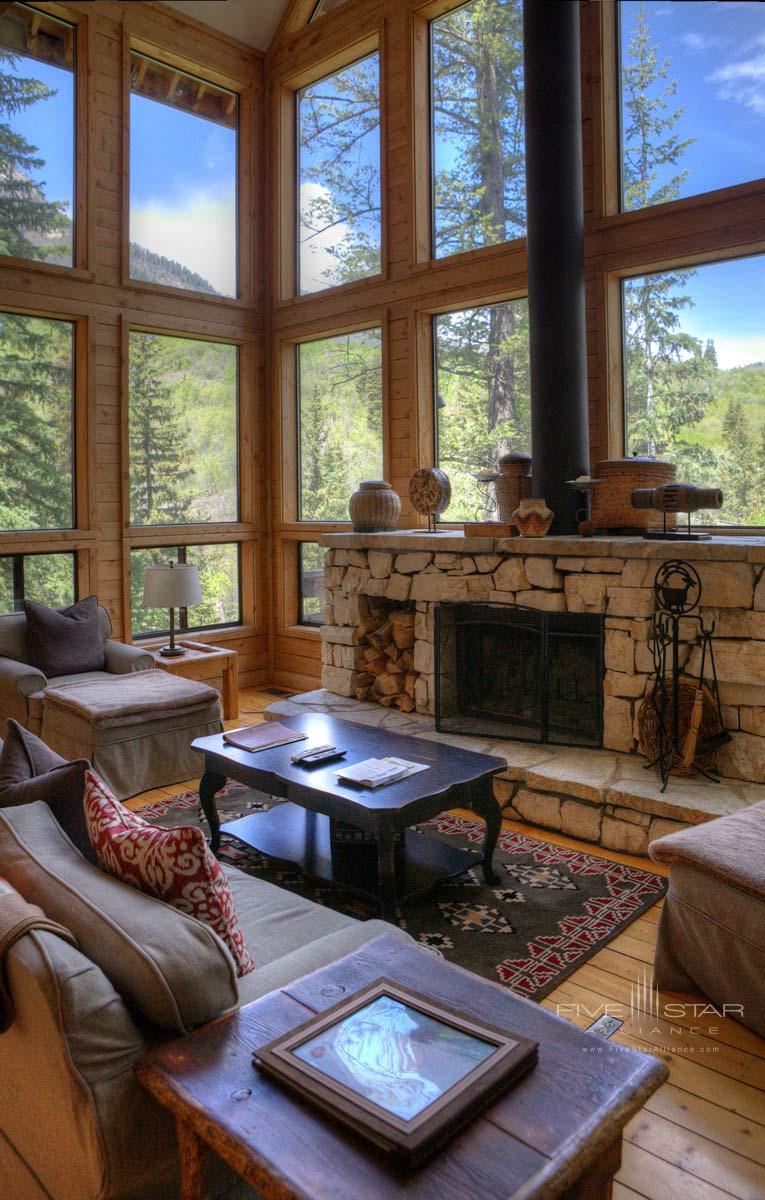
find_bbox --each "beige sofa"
[0,606,153,735]
[0,799,409,1199]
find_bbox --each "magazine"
[337,756,429,789]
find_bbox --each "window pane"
[0,4,75,266]
[431,0,525,259]
[129,332,238,526]
[0,558,14,614]
[298,53,381,295]
[623,254,765,527]
[130,544,241,637]
[129,56,237,296]
[298,329,383,521]
[620,1,765,212]
[23,552,76,608]
[0,311,74,531]
[298,543,325,626]
[435,300,531,523]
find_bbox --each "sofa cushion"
[84,771,253,977]
[0,720,95,864]
[24,595,105,677]
[0,801,238,1032]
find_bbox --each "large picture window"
[129,53,237,297]
[130,543,241,637]
[128,332,238,527]
[0,311,75,531]
[0,551,76,615]
[619,1,765,213]
[623,254,765,527]
[297,328,383,521]
[435,299,530,523]
[297,52,381,295]
[0,4,75,267]
[430,0,525,259]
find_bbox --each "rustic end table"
[149,640,239,720]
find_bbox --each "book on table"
[222,722,307,753]
[337,756,429,789]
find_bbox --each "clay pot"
[348,480,401,532]
[511,497,554,538]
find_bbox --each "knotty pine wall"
[0,1,269,689]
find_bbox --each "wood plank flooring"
[128,687,765,1200]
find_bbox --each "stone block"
[605,670,646,699]
[320,665,356,697]
[413,639,434,674]
[565,574,608,613]
[474,554,502,573]
[492,558,530,592]
[385,573,412,602]
[324,566,346,590]
[434,553,460,569]
[515,589,567,612]
[333,550,350,567]
[612,806,650,827]
[332,593,372,627]
[320,624,360,645]
[414,675,429,714]
[621,560,659,588]
[411,574,468,603]
[560,799,602,842]
[466,575,492,599]
[525,558,563,589]
[721,705,739,730]
[604,629,634,674]
[349,550,368,567]
[606,587,655,618]
[488,590,515,605]
[718,682,765,707]
[688,639,765,686]
[513,788,562,830]
[342,567,371,595]
[697,562,754,608]
[556,557,586,572]
[601,815,648,855]
[460,557,477,574]
[603,696,634,752]
[755,570,765,611]
[368,550,393,579]
[717,731,765,782]
[415,608,433,641]
[648,817,691,842]
[395,552,433,574]
[493,777,519,805]
[740,706,765,736]
[333,644,365,670]
[321,641,333,665]
[586,558,624,573]
[365,578,389,597]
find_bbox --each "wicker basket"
[591,457,676,531]
[638,677,724,778]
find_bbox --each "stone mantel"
[320,530,765,563]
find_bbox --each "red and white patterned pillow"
[83,770,254,977]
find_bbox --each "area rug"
[140,785,667,1001]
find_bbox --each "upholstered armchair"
[0,606,153,735]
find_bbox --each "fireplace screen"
[435,603,604,747]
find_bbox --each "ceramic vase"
[348,480,401,532]
[511,497,554,537]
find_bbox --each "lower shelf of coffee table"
[220,803,482,907]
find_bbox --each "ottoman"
[40,670,223,800]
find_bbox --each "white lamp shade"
[143,563,202,608]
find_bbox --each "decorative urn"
[511,497,554,538]
[348,480,401,532]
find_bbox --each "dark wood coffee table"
[136,934,668,1200]
[193,713,504,919]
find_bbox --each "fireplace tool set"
[639,561,731,792]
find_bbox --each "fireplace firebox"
[435,603,604,747]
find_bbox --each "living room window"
[130,543,242,638]
[298,542,325,626]
[622,253,765,528]
[434,299,530,522]
[0,311,75,532]
[297,51,381,295]
[128,331,238,527]
[430,0,525,259]
[619,1,765,212]
[0,3,75,268]
[297,328,383,521]
[129,51,237,297]
[0,551,76,615]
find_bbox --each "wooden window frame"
[0,1,95,279]
[0,549,78,613]
[121,26,257,307]
[128,541,244,641]
[272,29,385,307]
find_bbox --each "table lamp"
[142,561,202,657]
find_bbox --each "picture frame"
[253,977,538,1163]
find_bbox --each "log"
[386,658,404,674]
[404,671,416,697]
[368,619,393,650]
[354,672,374,686]
[378,695,399,707]
[355,687,371,701]
[398,649,414,671]
[394,694,415,713]
[374,671,404,696]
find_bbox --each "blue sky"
[7,56,73,216]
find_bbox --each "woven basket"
[638,677,724,778]
[591,457,676,530]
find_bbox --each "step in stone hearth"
[263,689,763,857]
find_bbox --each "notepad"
[222,722,307,753]
[337,757,429,789]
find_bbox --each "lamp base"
[159,645,185,658]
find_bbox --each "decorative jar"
[348,480,401,532]
[511,497,554,538]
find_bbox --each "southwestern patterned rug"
[141,784,666,1001]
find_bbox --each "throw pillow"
[24,594,105,678]
[83,770,254,977]
[0,721,95,864]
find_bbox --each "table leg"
[223,656,239,720]
[471,785,501,885]
[377,832,398,921]
[176,1117,207,1200]
[199,771,227,853]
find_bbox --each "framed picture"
[253,977,538,1163]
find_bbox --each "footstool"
[40,671,223,800]
[649,801,765,1037]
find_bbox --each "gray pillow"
[24,595,105,677]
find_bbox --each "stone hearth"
[319,531,765,785]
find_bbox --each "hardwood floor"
[129,687,765,1200]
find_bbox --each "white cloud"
[707,50,765,114]
[704,333,765,371]
[678,32,724,54]
[298,181,350,294]
[130,188,236,295]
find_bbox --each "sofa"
[0,605,153,736]
[0,798,409,1199]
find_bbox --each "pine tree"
[128,333,193,525]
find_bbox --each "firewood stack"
[354,608,417,713]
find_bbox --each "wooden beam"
[25,12,41,51]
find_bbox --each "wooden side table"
[149,641,239,720]
[136,935,667,1200]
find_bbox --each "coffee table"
[136,934,668,1200]
[193,713,504,918]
